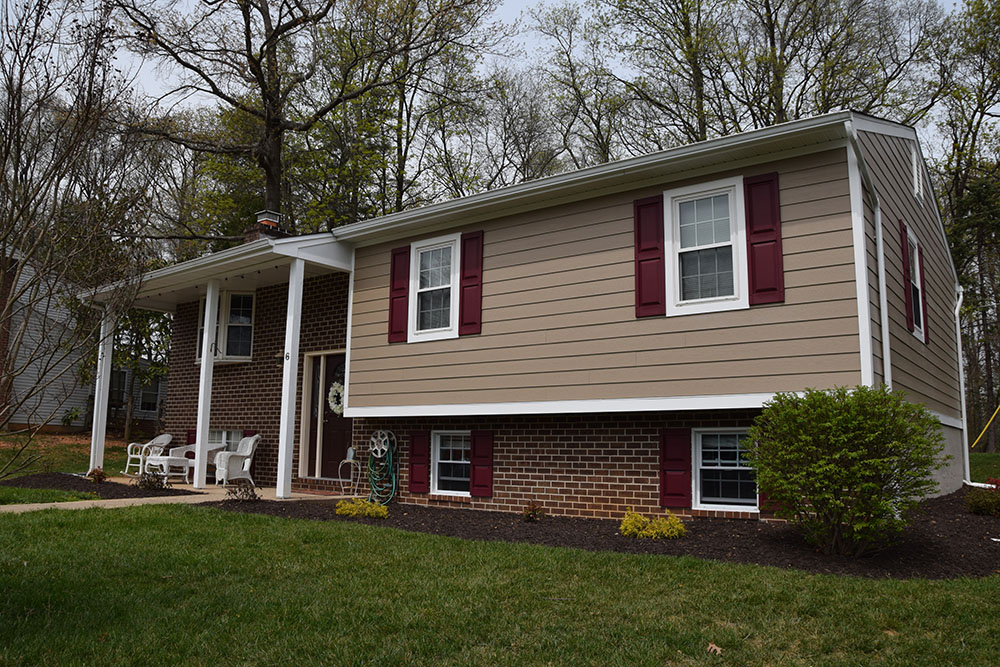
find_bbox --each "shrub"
[336,498,388,519]
[132,472,170,490]
[87,467,108,485]
[619,508,686,539]
[966,478,1000,516]
[746,385,947,556]
[225,484,261,502]
[522,500,545,522]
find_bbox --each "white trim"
[430,430,472,497]
[195,291,256,362]
[343,247,355,412]
[663,176,749,317]
[846,144,875,387]
[407,232,462,342]
[691,427,758,512]
[298,349,349,480]
[911,144,924,204]
[928,410,963,430]
[88,313,115,473]
[344,392,778,418]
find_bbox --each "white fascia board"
[271,235,353,271]
[846,141,875,387]
[332,111,857,246]
[343,393,779,418]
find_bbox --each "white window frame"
[664,176,750,317]
[905,226,925,342]
[692,427,758,512]
[208,429,243,451]
[196,291,255,362]
[430,429,472,497]
[408,233,461,342]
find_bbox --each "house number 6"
[285,352,290,361]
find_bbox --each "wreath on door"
[327,382,345,416]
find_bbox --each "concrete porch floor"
[0,476,354,514]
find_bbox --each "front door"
[306,353,353,479]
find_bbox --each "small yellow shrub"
[619,508,686,539]
[335,498,388,519]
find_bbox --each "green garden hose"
[367,430,397,505]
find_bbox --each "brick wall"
[351,410,761,520]
[162,271,349,484]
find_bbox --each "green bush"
[966,479,1000,516]
[746,386,946,557]
[619,508,686,539]
[335,498,388,519]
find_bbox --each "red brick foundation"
[351,410,762,520]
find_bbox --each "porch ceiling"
[90,233,352,313]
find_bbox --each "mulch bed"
[0,472,197,500]
[208,490,1000,580]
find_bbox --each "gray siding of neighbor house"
[857,130,962,418]
[348,147,864,409]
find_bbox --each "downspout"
[955,287,972,484]
[844,120,892,387]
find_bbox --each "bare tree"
[0,0,150,477]
[116,0,499,221]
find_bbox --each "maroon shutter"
[242,429,257,437]
[918,245,929,343]
[388,246,410,343]
[409,431,430,493]
[184,429,196,459]
[459,231,484,336]
[900,221,914,332]
[470,430,494,497]
[659,428,692,508]
[633,195,666,317]
[744,173,784,305]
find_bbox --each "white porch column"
[193,279,220,489]
[88,312,115,473]
[276,258,305,498]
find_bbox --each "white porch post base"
[88,313,114,473]
[276,258,305,499]
[194,279,220,489]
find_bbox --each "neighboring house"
[87,111,968,520]
[0,259,167,433]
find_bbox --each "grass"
[969,452,1000,483]
[1,506,998,665]
[0,485,98,505]
[0,433,130,479]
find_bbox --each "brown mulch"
[207,490,1000,580]
[0,472,197,500]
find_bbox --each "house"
[0,255,167,434]
[85,111,968,519]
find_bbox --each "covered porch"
[86,229,353,498]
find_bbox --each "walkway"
[0,476,347,515]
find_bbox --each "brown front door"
[306,353,353,479]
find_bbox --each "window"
[906,230,925,340]
[109,370,127,407]
[208,429,243,451]
[408,233,461,342]
[694,430,757,510]
[196,292,255,361]
[140,378,161,412]
[664,177,749,316]
[431,430,471,496]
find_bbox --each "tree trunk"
[260,124,284,214]
[123,372,136,442]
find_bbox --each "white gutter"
[955,286,971,483]
[844,121,892,387]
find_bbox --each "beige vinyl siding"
[349,148,862,408]
[857,131,961,417]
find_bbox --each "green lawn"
[1,506,998,665]
[970,452,1000,483]
[0,486,97,505]
[0,433,129,479]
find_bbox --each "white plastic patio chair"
[215,434,261,486]
[122,434,173,476]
